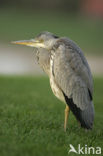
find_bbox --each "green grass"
[0,76,103,156]
[0,8,103,54]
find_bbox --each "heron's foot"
[64,105,70,132]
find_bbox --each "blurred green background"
[0,0,103,54]
[0,0,103,75]
[0,1,103,156]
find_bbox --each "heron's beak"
[11,39,45,48]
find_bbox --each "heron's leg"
[64,105,70,132]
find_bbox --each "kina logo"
[68,144,101,155]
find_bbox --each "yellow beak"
[11,39,45,48]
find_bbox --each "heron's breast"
[50,77,65,103]
[50,55,65,103]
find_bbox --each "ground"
[0,76,103,156]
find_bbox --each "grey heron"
[12,31,95,131]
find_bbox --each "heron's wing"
[53,38,94,128]
[53,38,93,110]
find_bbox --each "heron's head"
[12,31,59,50]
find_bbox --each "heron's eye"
[39,39,44,43]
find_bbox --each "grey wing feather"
[53,38,94,111]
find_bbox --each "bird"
[12,31,95,131]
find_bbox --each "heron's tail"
[80,101,94,129]
[63,94,94,129]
